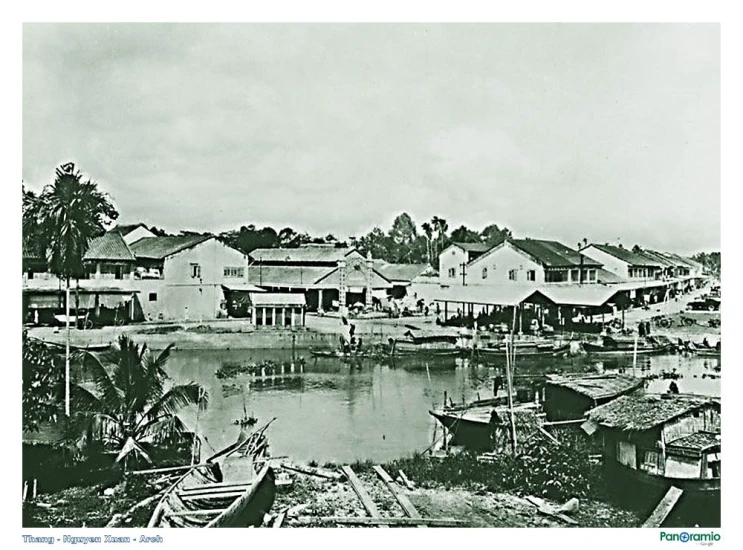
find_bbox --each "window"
[482,268,488,279]
[448,267,456,278]
[508,269,517,281]
[588,269,597,282]
[148,293,158,302]
[570,269,580,282]
[191,263,201,278]
[223,266,244,278]
[527,270,536,282]
[642,450,663,473]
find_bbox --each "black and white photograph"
[13,12,730,544]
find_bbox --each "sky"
[22,23,720,255]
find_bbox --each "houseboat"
[582,393,720,519]
[388,328,466,357]
[543,373,646,422]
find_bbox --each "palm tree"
[70,335,207,470]
[421,222,433,265]
[22,163,118,416]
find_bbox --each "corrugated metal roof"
[587,394,719,431]
[249,245,359,263]
[429,284,541,306]
[590,244,662,267]
[546,374,644,400]
[510,239,602,268]
[83,232,135,261]
[372,263,432,283]
[247,265,335,287]
[537,285,620,307]
[130,235,212,259]
[250,292,307,306]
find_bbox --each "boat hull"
[429,410,492,450]
[583,343,673,355]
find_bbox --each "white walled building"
[581,244,662,281]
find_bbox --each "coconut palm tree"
[22,163,118,416]
[421,222,433,266]
[70,335,207,470]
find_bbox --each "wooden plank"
[340,466,387,528]
[167,509,225,517]
[372,466,423,525]
[524,496,578,526]
[181,481,253,492]
[181,491,245,501]
[642,487,684,528]
[538,427,560,445]
[292,516,469,527]
[130,463,213,476]
[541,419,586,427]
[273,512,286,528]
[282,463,343,481]
[398,470,415,490]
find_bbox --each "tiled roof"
[249,245,359,263]
[111,223,148,236]
[376,263,432,283]
[83,232,135,261]
[587,394,719,431]
[250,292,307,307]
[590,244,662,267]
[511,239,602,268]
[130,235,212,259]
[546,374,644,401]
[450,242,492,253]
[315,266,393,289]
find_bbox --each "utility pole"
[460,262,467,286]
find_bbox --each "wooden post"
[632,333,638,377]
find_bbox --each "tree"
[421,222,434,265]
[23,332,64,432]
[70,335,207,470]
[430,216,448,268]
[481,224,512,247]
[22,164,118,416]
[449,225,480,244]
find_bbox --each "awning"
[250,292,307,307]
[222,283,266,293]
[427,284,541,307]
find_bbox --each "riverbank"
[23,454,643,529]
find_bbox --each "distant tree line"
[211,213,513,269]
[691,252,721,276]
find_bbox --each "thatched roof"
[586,394,719,432]
[667,432,720,455]
[546,374,644,401]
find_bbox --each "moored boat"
[147,423,276,528]
[388,328,466,357]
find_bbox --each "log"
[524,496,578,526]
[372,466,423,526]
[538,426,560,445]
[541,419,586,427]
[398,470,415,491]
[292,516,469,527]
[282,463,343,481]
[642,487,684,528]
[340,466,387,528]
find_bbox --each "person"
[645,321,651,336]
[702,337,710,348]
[638,321,646,338]
[493,374,503,397]
[668,381,680,394]
[488,409,500,449]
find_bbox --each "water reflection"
[164,349,720,463]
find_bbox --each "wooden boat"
[33,338,113,353]
[147,423,276,528]
[389,329,466,357]
[582,342,673,356]
[475,342,571,357]
[429,401,541,451]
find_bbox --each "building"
[130,234,250,321]
[438,242,492,284]
[543,374,646,422]
[374,261,437,299]
[250,292,307,327]
[581,243,663,281]
[440,238,602,286]
[248,244,392,311]
[22,232,140,326]
[583,394,721,502]
[110,223,157,245]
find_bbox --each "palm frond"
[76,351,123,415]
[137,383,205,433]
[115,436,152,464]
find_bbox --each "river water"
[165,349,721,464]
